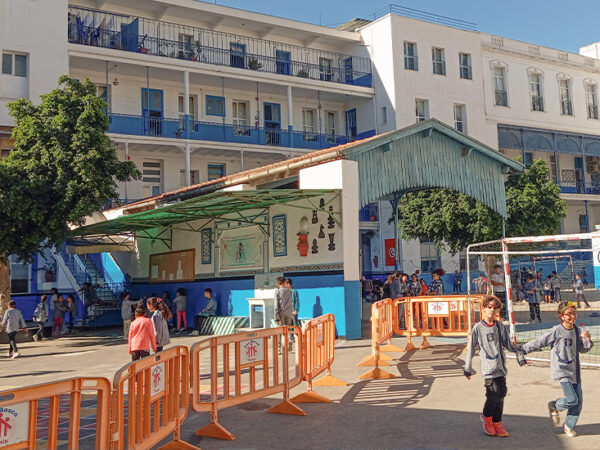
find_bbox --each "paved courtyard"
[1,320,600,449]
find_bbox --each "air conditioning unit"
[587,162,600,173]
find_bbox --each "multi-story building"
[356,7,600,277]
[3,1,600,297]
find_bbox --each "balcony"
[68,6,372,88]
[359,204,379,222]
[108,113,355,150]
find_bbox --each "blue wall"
[130,271,354,337]
[11,292,84,323]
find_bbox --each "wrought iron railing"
[495,90,508,106]
[108,113,352,149]
[68,6,372,87]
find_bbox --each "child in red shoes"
[464,295,525,437]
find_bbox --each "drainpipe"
[287,85,293,148]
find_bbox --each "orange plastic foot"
[360,352,392,362]
[158,439,200,450]
[420,340,432,350]
[357,356,391,367]
[268,399,307,415]
[291,390,331,403]
[404,342,417,351]
[359,367,396,380]
[380,344,404,352]
[194,422,235,440]
[313,375,347,386]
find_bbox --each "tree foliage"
[399,159,567,253]
[0,75,140,261]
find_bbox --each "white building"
[3,1,600,291]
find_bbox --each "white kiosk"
[246,272,282,329]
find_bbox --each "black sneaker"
[548,401,560,425]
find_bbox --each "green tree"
[0,75,140,321]
[399,158,567,254]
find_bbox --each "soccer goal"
[466,232,599,368]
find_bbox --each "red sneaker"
[493,422,509,437]
[481,415,496,436]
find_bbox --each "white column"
[184,144,191,186]
[287,85,293,128]
[124,142,129,201]
[183,71,190,115]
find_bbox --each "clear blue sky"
[206,0,598,53]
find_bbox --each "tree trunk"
[484,254,498,295]
[0,258,10,331]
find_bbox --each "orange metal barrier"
[110,346,197,450]
[190,326,304,440]
[291,314,346,403]
[393,295,485,350]
[0,377,111,450]
[357,298,403,380]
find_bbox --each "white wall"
[0,0,68,124]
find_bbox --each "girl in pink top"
[128,307,157,361]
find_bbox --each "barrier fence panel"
[0,377,111,450]
[358,298,399,380]
[190,326,305,441]
[291,314,346,403]
[110,346,197,450]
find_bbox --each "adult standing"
[286,278,300,326]
[490,265,506,319]
[120,291,137,338]
[274,276,294,352]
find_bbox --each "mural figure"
[312,210,318,223]
[328,233,336,251]
[318,224,325,239]
[327,206,335,229]
[311,239,319,254]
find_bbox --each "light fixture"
[112,64,119,86]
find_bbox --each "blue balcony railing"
[108,113,352,150]
[68,6,372,88]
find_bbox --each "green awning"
[69,189,340,237]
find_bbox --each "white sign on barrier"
[0,403,29,447]
[450,301,465,312]
[241,339,264,364]
[428,301,449,315]
[150,362,165,397]
[316,323,324,345]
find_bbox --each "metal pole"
[287,85,293,148]
[501,240,516,345]
[124,142,129,202]
[466,247,472,333]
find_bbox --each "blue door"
[575,157,585,193]
[230,43,246,68]
[142,88,163,136]
[122,18,139,52]
[264,103,281,146]
[344,57,353,84]
[345,109,357,139]
[276,51,291,75]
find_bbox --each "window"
[459,53,471,79]
[453,104,466,132]
[585,83,598,120]
[9,255,29,293]
[415,99,429,122]
[325,111,336,143]
[208,163,225,181]
[319,58,333,81]
[302,108,317,141]
[493,66,507,106]
[2,52,27,77]
[142,160,162,197]
[381,106,387,125]
[178,95,197,128]
[180,169,199,186]
[529,73,544,111]
[431,47,445,75]
[404,42,418,71]
[579,215,588,233]
[230,43,245,68]
[559,79,573,116]
[523,152,533,167]
[178,33,195,59]
[232,101,249,135]
[276,50,291,75]
[206,95,224,117]
[420,239,441,273]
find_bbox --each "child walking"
[147,297,171,353]
[524,275,542,324]
[572,274,591,309]
[2,300,27,359]
[521,302,593,437]
[32,295,49,341]
[128,307,156,361]
[464,295,523,437]
[173,288,188,333]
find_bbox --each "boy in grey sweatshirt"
[2,300,27,358]
[464,295,523,437]
[521,302,593,437]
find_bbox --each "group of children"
[127,296,172,360]
[465,295,593,438]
